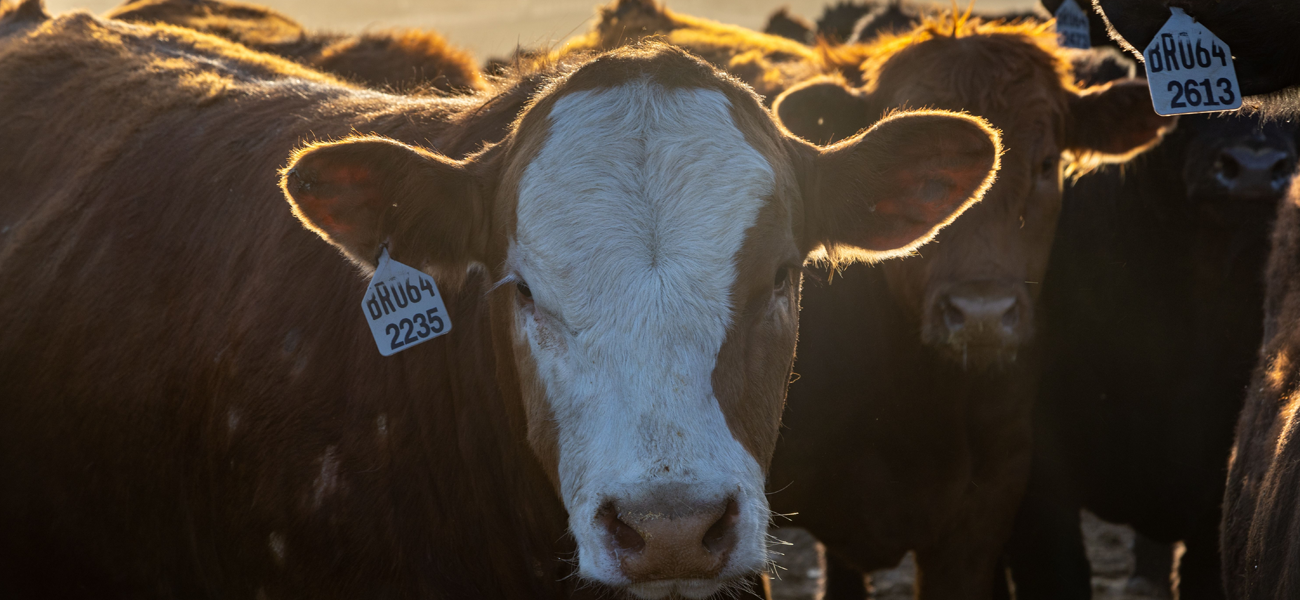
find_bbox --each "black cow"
[1006,113,1298,600]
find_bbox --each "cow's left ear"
[1065,78,1174,162]
[281,135,487,271]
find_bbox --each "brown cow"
[0,2,1001,598]
[765,16,1171,599]
[556,0,822,100]
[108,0,486,93]
[1221,176,1300,600]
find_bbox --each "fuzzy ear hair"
[801,110,1001,262]
[281,135,485,270]
[774,77,883,146]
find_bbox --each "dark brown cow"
[1224,181,1300,599]
[556,0,822,100]
[765,17,1171,599]
[108,0,487,93]
[0,2,1001,599]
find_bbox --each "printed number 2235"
[385,308,446,350]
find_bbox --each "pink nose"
[598,495,740,582]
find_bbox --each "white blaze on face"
[512,79,776,593]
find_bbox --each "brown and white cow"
[0,2,999,598]
[108,0,487,93]
[765,16,1171,598]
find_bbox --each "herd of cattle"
[1,0,1299,598]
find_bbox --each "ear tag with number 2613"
[1053,0,1091,50]
[363,247,452,356]
[1143,8,1241,116]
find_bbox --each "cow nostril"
[1272,158,1294,183]
[943,301,966,331]
[702,498,739,555]
[1216,153,1242,181]
[598,504,645,553]
[1001,302,1020,329]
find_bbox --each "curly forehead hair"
[820,10,1080,98]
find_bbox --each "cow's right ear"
[799,110,1001,262]
[774,77,883,145]
[281,135,486,270]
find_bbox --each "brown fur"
[0,5,1000,597]
[0,10,563,598]
[108,0,486,93]
[1222,184,1300,599]
[767,17,1171,599]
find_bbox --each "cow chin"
[929,334,1023,372]
[626,578,741,599]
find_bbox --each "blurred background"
[46,0,1040,60]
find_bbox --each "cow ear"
[774,78,883,146]
[1065,79,1174,164]
[801,110,1001,262]
[281,135,485,270]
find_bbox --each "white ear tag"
[362,248,452,356]
[1143,8,1242,115]
[1054,0,1091,50]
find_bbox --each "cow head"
[281,45,998,598]
[778,20,1171,369]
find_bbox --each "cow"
[1034,1,1300,596]
[1004,112,1298,600]
[1222,179,1300,599]
[555,0,822,100]
[0,2,1002,599]
[763,6,814,45]
[815,1,880,43]
[107,0,487,93]
[763,16,1171,600]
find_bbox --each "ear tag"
[1054,0,1091,49]
[1143,7,1241,115]
[362,247,452,356]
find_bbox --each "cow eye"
[774,267,791,293]
[1040,155,1058,176]
[516,280,533,300]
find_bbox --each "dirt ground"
[768,511,1171,600]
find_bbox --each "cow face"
[776,25,1171,369]
[282,45,998,598]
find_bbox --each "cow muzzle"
[577,482,766,599]
[925,280,1031,369]
[1214,144,1296,199]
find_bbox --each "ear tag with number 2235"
[363,247,452,356]
[1143,8,1241,116]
